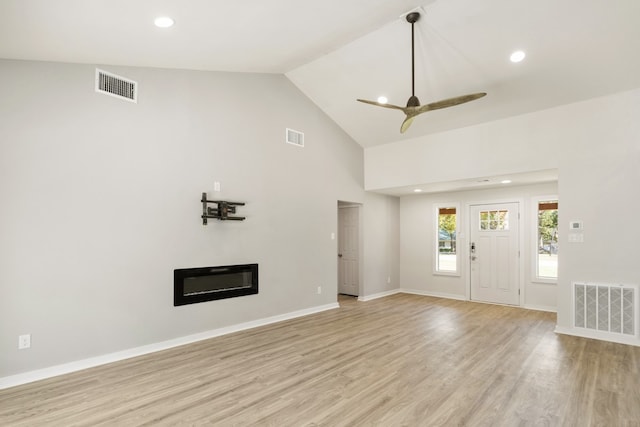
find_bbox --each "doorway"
[469,202,520,305]
[338,204,360,297]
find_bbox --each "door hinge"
[518,289,521,295]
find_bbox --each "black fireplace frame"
[174,263,258,306]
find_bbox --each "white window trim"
[531,195,558,284]
[433,202,460,277]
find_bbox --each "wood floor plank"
[1,294,639,426]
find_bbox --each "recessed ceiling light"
[510,50,526,63]
[377,96,388,104]
[501,179,512,184]
[413,189,422,193]
[154,16,174,28]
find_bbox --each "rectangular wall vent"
[286,128,304,147]
[95,68,137,103]
[574,282,638,336]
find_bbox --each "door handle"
[338,253,343,258]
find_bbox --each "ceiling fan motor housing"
[407,95,420,107]
[406,12,420,24]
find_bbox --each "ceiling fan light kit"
[357,11,486,133]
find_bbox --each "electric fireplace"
[174,263,258,306]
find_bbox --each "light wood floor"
[2,294,639,426]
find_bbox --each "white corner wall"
[553,88,640,339]
[364,111,561,191]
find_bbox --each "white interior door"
[338,206,359,296]
[469,202,520,305]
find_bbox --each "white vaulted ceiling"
[1,0,640,148]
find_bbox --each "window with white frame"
[535,198,558,280]
[435,204,459,274]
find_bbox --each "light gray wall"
[367,88,640,343]
[362,193,400,296]
[553,88,640,331]
[400,183,558,310]
[0,59,400,377]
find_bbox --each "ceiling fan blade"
[400,115,416,133]
[357,99,406,111]
[417,92,486,114]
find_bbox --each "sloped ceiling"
[1,0,639,151]
[287,0,640,147]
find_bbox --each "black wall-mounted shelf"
[201,192,245,225]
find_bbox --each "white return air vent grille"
[574,282,638,337]
[286,128,304,147]
[95,68,137,103]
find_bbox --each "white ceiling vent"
[95,68,137,103]
[286,128,304,147]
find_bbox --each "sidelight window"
[435,204,459,274]
[535,199,558,280]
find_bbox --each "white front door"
[338,206,359,296]
[469,202,520,305]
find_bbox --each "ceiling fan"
[357,11,486,133]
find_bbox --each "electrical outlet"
[18,334,31,350]
[317,286,322,295]
[387,276,391,284]
[214,181,221,192]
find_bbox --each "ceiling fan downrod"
[406,12,420,107]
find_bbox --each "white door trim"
[465,199,525,306]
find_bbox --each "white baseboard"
[358,289,401,302]
[400,289,558,313]
[0,302,339,390]
[522,304,557,313]
[555,325,640,347]
[399,288,467,301]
